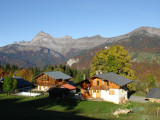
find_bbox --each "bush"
[122,103,135,110]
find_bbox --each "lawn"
[130,52,160,63]
[1,94,160,120]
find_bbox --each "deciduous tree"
[145,74,156,92]
[91,45,135,91]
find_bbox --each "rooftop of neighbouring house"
[34,71,72,80]
[60,84,76,90]
[146,88,160,99]
[95,72,132,87]
[44,71,72,80]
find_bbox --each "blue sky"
[0,0,160,46]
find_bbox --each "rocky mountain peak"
[1,26,160,68]
[33,31,53,39]
[91,35,103,38]
[130,26,160,36]
[56,35,72,39]
[30,31,55,44]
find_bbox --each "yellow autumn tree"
[20,69,28,80]
[91,45,135,91]
[27,69,33,82]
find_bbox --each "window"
[102,81,104,84]
[87,89,89,93]
[97,81,99,85]
[93,89,96,93]
[109,90,115,95]
[106,81,109,86]
[43,76,49,81]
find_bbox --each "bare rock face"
[67,58,79,66]
[130,26,160,36]
[12,26,160,57]
[15,31,109,56]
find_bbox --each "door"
[96,90,101,98]
[39,86,41,90]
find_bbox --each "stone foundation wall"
[149,98,160,103]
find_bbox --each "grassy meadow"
[1,94,160,120]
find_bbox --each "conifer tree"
[3,75,17,95]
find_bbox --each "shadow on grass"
[0,95,105,120]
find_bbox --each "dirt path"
[129,95,148,103]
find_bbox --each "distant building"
[79,72,132,104]
[0,76,32,92]
[146,88,160,103]
[35,71,72,91]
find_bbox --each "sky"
[0,0,160,46]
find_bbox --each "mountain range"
[0,26,160,69]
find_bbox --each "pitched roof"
[44,71,72,80]
[60,84,76,90]
[146,88,160,99]
[13,76,32,88]
[95,72,132,86]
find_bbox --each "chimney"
[83,74,86,80]
[99,70,103,74]
[96,71,99,75]
[96,70,103,75]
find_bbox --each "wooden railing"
[35,81,67,86]
[92,85,109,90]
[35,83,56,87]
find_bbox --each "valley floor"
[0,94,160,120]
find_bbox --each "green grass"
[1,94,160,120]
[0,93,120,120]
[132,91,146,97]
[130,52,160,63]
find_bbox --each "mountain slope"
[0,44,65,68]
[0,26,160,68]
[67,26,160,69]
[16,31,108,57]
[0,31,108,68]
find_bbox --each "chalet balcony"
[35,81,67,86]
[35,83,56,87]
[92,85,109,90]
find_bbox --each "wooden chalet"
[35,71,72,91]
[79,72,132,104]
